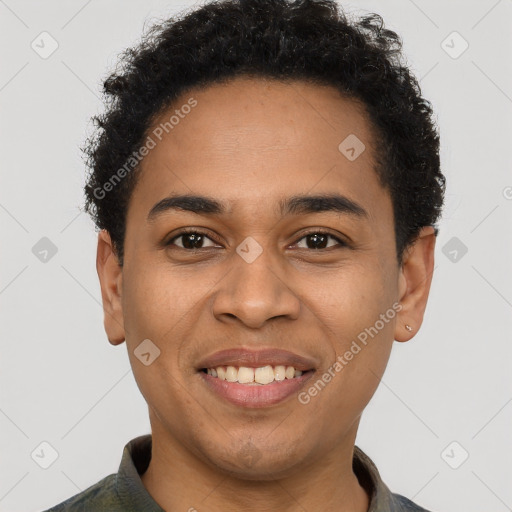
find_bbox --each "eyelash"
[165,228,348,251]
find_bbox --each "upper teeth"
[206,365,303,384]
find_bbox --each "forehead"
[128,76,390,225]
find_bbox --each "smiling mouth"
[200,365,312,385]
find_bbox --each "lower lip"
[199,371,314,408]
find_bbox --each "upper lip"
[197,348,317,372]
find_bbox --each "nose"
[211,245,301,329]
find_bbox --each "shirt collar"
[353,445,398,511]
[115,434,164,511]
[116,434,399,511]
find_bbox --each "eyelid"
[166,227,223,248]
[165,227,348,250]
[293,228,348,248]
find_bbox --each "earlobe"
[96,230,126,346]
[395,226,436,343]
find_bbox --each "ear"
[395,226,436,342]
[96,229,126,346]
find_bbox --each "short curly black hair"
[83,0,445,267]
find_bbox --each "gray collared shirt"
[43,434,432,511]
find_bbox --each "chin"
[200,439,309,481]
[213,458,306,481]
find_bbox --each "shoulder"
[353,445,434,512]
[390,490,434,512]
[41,473,122,512]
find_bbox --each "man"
[45,0,445,510]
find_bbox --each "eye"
[165,229,347,251]
[166,230,220,250]
[293,231,347,250]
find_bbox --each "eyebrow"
[147,193,369,222]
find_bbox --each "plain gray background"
[1,1,511,511]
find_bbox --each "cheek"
[309,261,395,328]
[308,263,397,387]
[121,269,190,408]
[121,263,224,381]
[122,263,195,339]
[300,310,395,438]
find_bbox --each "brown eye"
[167,231,218,249]
[165,229,347,251]
[295,232,346,250]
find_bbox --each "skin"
[96,76,436,512]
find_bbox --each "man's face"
[105,77,412,478]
